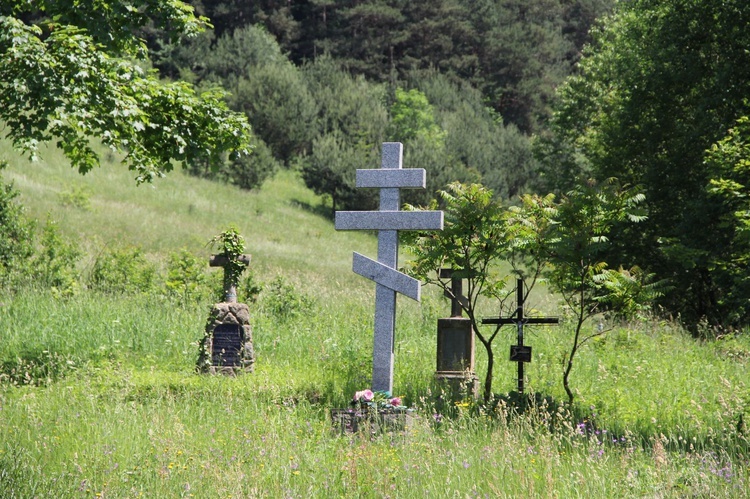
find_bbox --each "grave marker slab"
[335,142,444,394]
[211,323,242,367]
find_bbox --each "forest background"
[134,0,749,333]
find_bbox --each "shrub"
[263,275,313,320]
[0,161,35,287]
[165,248,206,304]
[32,216,81,297]
[90,246,157,294]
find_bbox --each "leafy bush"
[165,248,206,304]
[32,216,81,297]
[263,275,314,320]
[57,185,92,210]
[90,246,157,294]
[0,161,35,287]
[0,349,78,386]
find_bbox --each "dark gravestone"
[211,323,242,367]
[435,269,477,398]
[436,318,474,372]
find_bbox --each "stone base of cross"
[335,142,443,394]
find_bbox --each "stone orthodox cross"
[335,142,444,394]
[209,253,251,303]
[482,278,558,394]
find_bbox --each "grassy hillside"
[2,142,750,496]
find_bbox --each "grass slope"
[2,143,750,497]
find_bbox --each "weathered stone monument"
[435,269,477,397]
[482,278,558,393]
[335,142,443,394]
[197,235,254,374]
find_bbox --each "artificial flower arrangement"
[351,389,405,411]
[331,388,413,434]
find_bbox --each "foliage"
[186,131,279,191]
[387,88,445,145]
[208,226,248,293]
[299,56,388,213]
[407,180,658,405]
[704,114,750,328]
[541,0,750,330]
[514,178,659,403]
[212,0,613,133]
[57,185,92,210]
[404,182,516,402]
[165,248,206,304]
[262,275,314,321]
[415,71,535,200]
[89,245,157,294]
[0,160,34,287]
[0,1,253,182]
[32,216,81,297]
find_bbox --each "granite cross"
[209,253,251,303]
[335,142,444,394]
[481,278,558,394]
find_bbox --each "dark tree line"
[148,0,612,213]
[184,0,612,134]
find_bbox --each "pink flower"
[354,389,374,402]
[389,397,402,407]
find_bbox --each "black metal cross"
[481,278,558,394]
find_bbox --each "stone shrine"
[197,247,254,374]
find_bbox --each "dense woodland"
[2,0,750,331]
[147,0,613,206]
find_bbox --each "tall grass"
[2,141,750,496]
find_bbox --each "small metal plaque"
[212,324,242,367]
[510,345,532,363]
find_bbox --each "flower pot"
[330,407,413,435]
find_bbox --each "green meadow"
[2,144,750,497]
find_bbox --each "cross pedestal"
[335,142,443,394]
[435,269,477,397]
[482,278,558,394]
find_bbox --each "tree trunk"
[482,342,494,403]
[563,318,584,405]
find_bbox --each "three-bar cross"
[335,142,443,394]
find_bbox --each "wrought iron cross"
[335,142,443,394]
[482,278,558,394]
